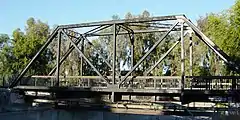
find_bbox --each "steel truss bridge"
[6,15,240,109]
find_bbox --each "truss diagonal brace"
[119,25,134,43]
[118,22,179,87]
[9,27,60,88]
[178,16,239,70]
[61,30,110,85]
[144,40,180,75]
[144,32,188,75]
[48,36,83,75]
[48,25,113,76]
[80,34,121,76]
[64,29,121,76]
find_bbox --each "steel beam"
[180,22,185,91]
[119,25,135,73]
[85,28,191,37]
[178,16,239,70]
[84,25,112,34]
[186,76,240,79]
[80,32,84,85]
[30,75,181,80]
[189,32,193,76]
[13,85,183,94]
[130,35,134,74]
[48,25,111,75]
[59,15,182,29]
[30,75,240,79]
[112,24,117,85]
[81,35,120,75]
[9,27,60,88]
[118,22,179,87]
[48,25,112,75]
[80,38,84,75]
[144,32,188,75]
[63,29,121,76]
[61,30,110,85]
[120,24,135,100]
[126,23,189,31]
[144,40,180,75]
[56,30,61,87]
[48,38,82,76]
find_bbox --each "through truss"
[8,15,240,104]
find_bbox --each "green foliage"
[12,18,52,75]
[197,0,240,75]
[2,4,240,87]
[92,11,176,76]
[0,34,13,85]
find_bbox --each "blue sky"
[0,0,235,36]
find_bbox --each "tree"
[0,34,14,85]
[93,11,175,76]
[12,18,52,75]
[197,0,240,75]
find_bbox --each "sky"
[0,0,236,36]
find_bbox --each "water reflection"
[0,109,211,120]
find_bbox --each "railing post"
[34,78,37,86]
[180,21,185,103]
[56,30,61,87]
[2,76,5,87]
[80,35,84,86]
[189,32,193,76]
[112,23,117,102]
[130,32,134,100]
[154,79,156,89]
[189,32,193,89]
[88,79,90,87]
[232,79,236,90]
[112,23,117,85]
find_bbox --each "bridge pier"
[111,92,122,103]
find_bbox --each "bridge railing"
[20,76,108,87]
[186,76,240,90]
[18,76,240,91]
[120,76,181,89]
[19,76,182,89]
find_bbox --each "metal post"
[9,27,59,88]
[48,25,112,76]
[154,79,156,89]
[113,24,117,85]
[131,34,134,76]
[144,40,180,75]
[232,79,236,90]
[189,32,193,90]
[88,79,90,87]
[34,79,37,86]
[112,24,117,103]
[118,22,179,86]
[180,22,185,103]
[56,30,61,87]
[80,35,84,85]
[120,24,135,100]
[61,30,110,85]
[2,76,4,87]
[189,32,193,76]
[49,38,82,76]
[82,35,120,76]
[183,17,237,71]
[130,33,134,100]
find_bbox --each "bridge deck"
[13,85,235,96]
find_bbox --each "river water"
[0,109,213,120]
[0,89,213,120]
